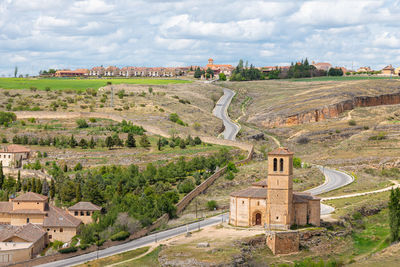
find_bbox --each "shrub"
[79,244,90,250]
[52,240,64,249]
[207,200,218,211]
[293,157,302,168]
[89,118,97,123]
[369,132,387,140]
[225,171,235,180]
[110,231,130,241]
[297,137,309,144]
[178,178,195,194]
[348,119,356,126]
[0,111,16,125]
[58,246,77,254]
[363,125,369,130]
[227,162,238,173]
[76,119,89,128]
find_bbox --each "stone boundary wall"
[3,167,52,181]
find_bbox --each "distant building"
[311,61,332,71]
[54,69,88,77]
[395,67,400,76]
[0,145,30,168]
[357,66,372,73]
[229,148,320,229]
[206,58,234,76]
[381,65,395,75]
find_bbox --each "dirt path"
[105,244,158,267]
[322,180,400,201]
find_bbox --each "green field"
[0,78,192,91]
[290,76,399,82]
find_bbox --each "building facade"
[229,148,320,230]
[68,202,101,224]
[0,145,30,168]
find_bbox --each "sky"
[1,0,400,76]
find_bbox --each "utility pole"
[110,85,114,107]
[195,199,198,219]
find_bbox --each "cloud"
[0,0,400,75]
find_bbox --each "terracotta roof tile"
[0,202,12,213]
[13,192,48,202]
[0,224,46,243]
[68,202,101,211]
[268,147,294,155]
[0,144,30,153]
[43,206,81,228]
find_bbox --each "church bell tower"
[266,147,294,229]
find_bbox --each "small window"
[54,230,56,232]
[86,211,90,216]
[80,211,84,216]
[280,158,284,172]
[273,158,277,171]
[74,211,78,216]
[37,202,39,205]
[276,216,279,220]
[49,235,52,239]
[47,229,50,231]
[17,202,19,205]
[26,218,29,223]
[60,228,63,233]
[242,201,244,204]
[257,201,260,206]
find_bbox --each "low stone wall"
[3,167,52,181]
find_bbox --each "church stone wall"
[266,231,299,255]
[308,200,321,226]
[293,203,307,225]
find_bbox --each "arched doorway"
[255,213,262,225]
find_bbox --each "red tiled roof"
[1,144,30,153]
[68,202,101,211]
[0,223,46,243]
[43,206,82,228]
[13,192,48,202]
[268,147,294,155]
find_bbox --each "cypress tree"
[89,136,96,149]
[36,179,42,194]
[76,183,82,202]
[50,179,55,199]
[16,170,21,192]
[389,188,400,242]
[42,179,49,196]
[0,162,4,189]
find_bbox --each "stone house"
[0,145,30,168]
[0,192,84,243]
[229,148,320,230]
[382,65,395,75]
[68,202,101,224]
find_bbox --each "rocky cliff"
[260,92,400,127]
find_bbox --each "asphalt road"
[213,88,240,141]
[305,166,354,215]
[37,214,229,267]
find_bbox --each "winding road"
[36,88,354,267]
[213,88,240,141]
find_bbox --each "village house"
[311,61,332,71]
[206,58,234,76]
[68,202,101,224]
[89,66,105,76]
[104,66,120,76]
[381,65,395,75]
[357,66,372,73]
[0,223,47,265]
[0,192,89,243]
[0,145,30,168]
[229,148,320,229]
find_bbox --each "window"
[276,216,279,220]
[86,211,90,216]
[280,158,284,172]
[80,211,84,216]
[242,201,244,204]
[47,229,50,231]
[17,202,19,205]
[36,202,39,205]
[49,235,52,239]
[26,218,29,223]
[273,158,277,171]
[54,230,56,232]
[257,201,260,206]
[74,211,78,216]
[60,228,63,233]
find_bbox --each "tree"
[74,163,83,171]
[42,179,49,196]
[36,179,42,194]
[179,139,186,149]
[50,179,55,199]
[389,188,400,242]
[76,183,82,202]
[112,133,123,147]
[157,138,162,151]
[79,138,88,149]
[14,66,18,78]
[139,135,150,148]
[69,135,78,148]
[206,200,218,211]
[126,133,136,148]
[194,67,203,78]
[76,119,89,128]
[0,162,4,189]
[16,170,21,192]
[328,67,344,76]
[206,68,214,78]
[105,136,114,150]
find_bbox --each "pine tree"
[139,135,150,148]
[0,162,4,189]
[16,170,21,192]
[36,179,42,194]
[157,137,162,151]
[126,133,136,148]
[105,136,114,150]
[50,179,55,199]
[69,135,77,148]
[63,164,68,172]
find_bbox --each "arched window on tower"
[273,158,277,171]
[280,158,284,172]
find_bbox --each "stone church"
[229,147,320,229]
